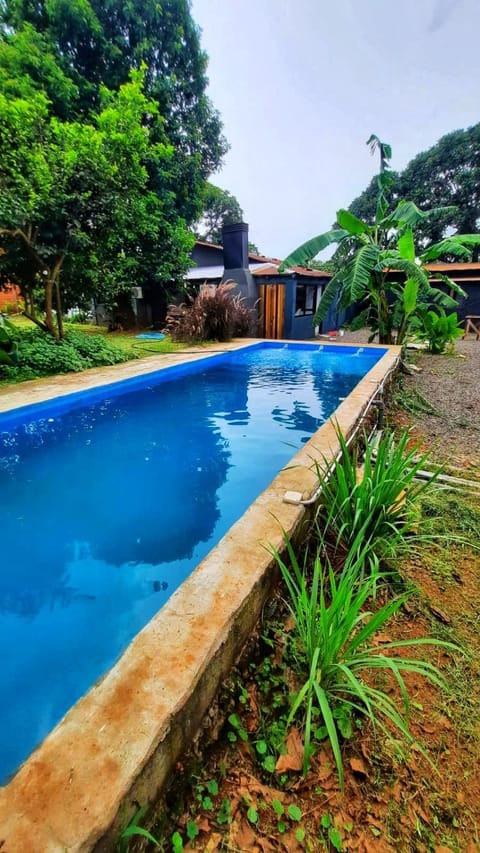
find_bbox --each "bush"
[164,281,255,343]
[414,308,463,354]
[0,328,132,381]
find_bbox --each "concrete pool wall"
[0,340,400,851]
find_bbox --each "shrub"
[164,281,254,343]
[0,315,19,365]
[0,328,132,381]
[414,308,463,354]
[64,329,131,366]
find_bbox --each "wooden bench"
[462,315,480,340]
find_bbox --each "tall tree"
[0,0,227,327]
[0,0,228,221]
[281,135,480,345]
[349,124,480,257]
[194,183,244,244]
[0,72,193,337]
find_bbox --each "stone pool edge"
[0,340,401,852]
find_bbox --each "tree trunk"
[44,277,58,338]
[55,278,64,339]
[378,288,393,345]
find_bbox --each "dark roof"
[193,239,328,279]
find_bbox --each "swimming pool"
[0,341,386,783]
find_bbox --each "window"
[295,284,317,317]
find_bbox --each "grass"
[0,317,188,387]
[69,323,185,356]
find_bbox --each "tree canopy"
[0,0,228,334]
[194,183,244,244]
[0,71,195,337]
[349,124,480,256]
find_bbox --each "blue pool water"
[0,342,385,781]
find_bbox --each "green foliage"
[414,308,463,353]
[350,124,480,256]
[165,282,254,343]
[118,806,160,851]
[0,71,196,337]
[317,428,437,559]
[0,314,18,364]
[0,328,131,380]
[0,0,227,336]
[194,183,244,244]
[0,0,227,207]
[273,537,454,789]
[281,135,479,344]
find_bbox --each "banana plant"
[280,135,480,344]
[413,308,463,354]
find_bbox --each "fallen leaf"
[275,728,304,773]
[350,757,368,776]
[257,838,276,852]
[204,832,223,852]
[429,605,451,625]
[197,817,211,832]
[229,816,257,850]
[372,632,393,645]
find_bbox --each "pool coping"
[0,339,401,851]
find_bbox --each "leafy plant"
[413,308,463,353]
[273,537,456,789]
[280,134,480,344]
[316,427,437,560]
[0,327,131,380]
[0,314,18,365]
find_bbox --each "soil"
[140,338,480,853]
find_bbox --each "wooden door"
[258,284,285,339]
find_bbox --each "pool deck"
[0,339,401,851]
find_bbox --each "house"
[418,263,480,319]
[186,223,332,340]
[133,223,480,338]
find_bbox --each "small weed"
[319,814,343,850]
[118,807,160,851]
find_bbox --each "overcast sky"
[191,0,480,258]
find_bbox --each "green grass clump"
[274,536,456,789]
[316,427,436,561]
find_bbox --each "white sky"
[191,0,480,258]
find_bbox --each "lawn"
[0,317,186,386]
